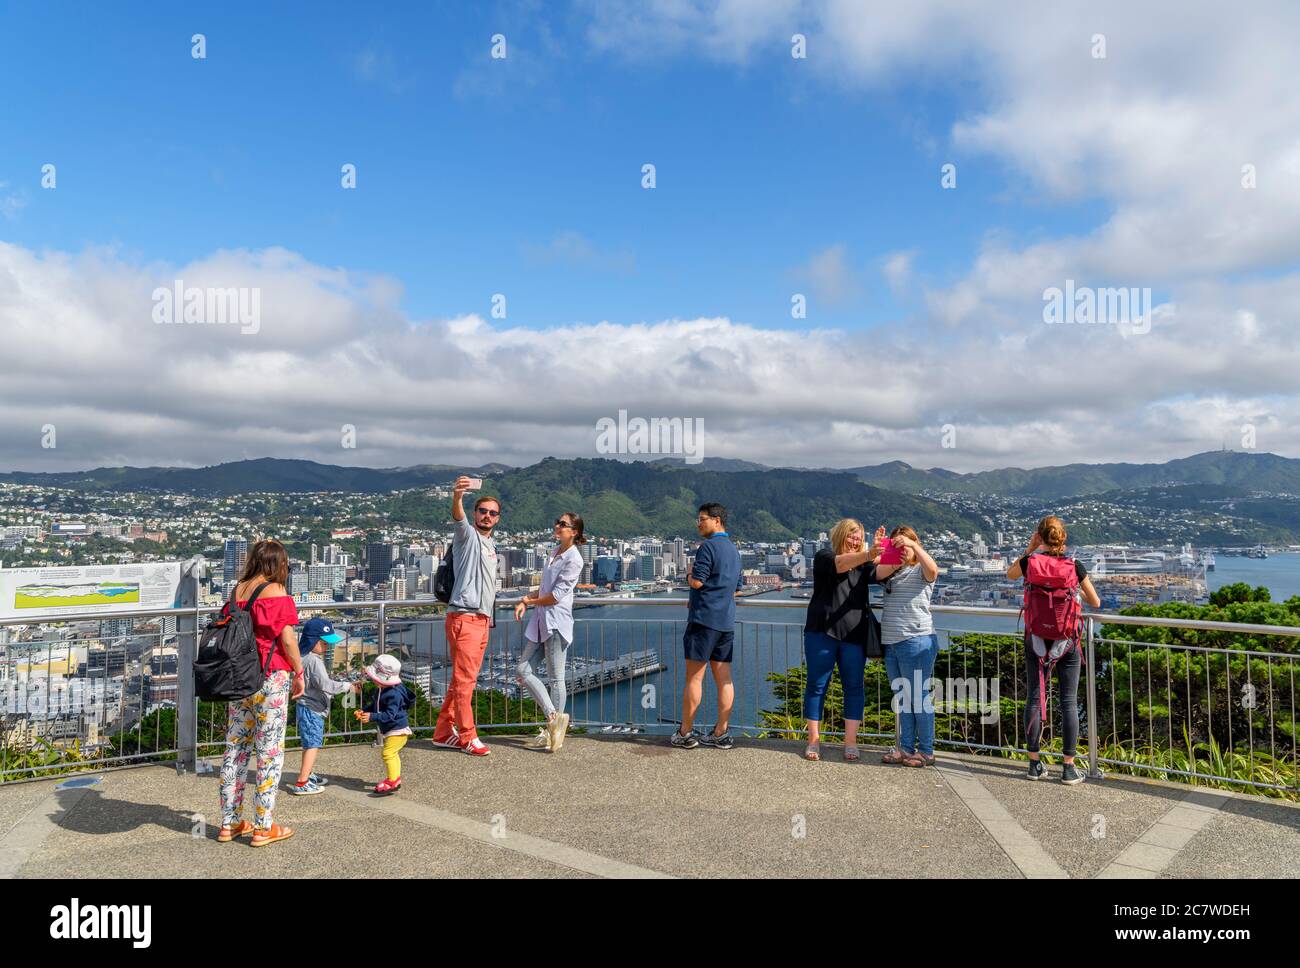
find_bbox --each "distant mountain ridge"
[474,458,981,540]
[0,458,512,496]
[0,455,981,541]
[3,450,1297,501]
[846,450,1300,497]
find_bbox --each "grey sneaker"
[524,728,551,750]
[1027,759,1047,781]
[698,729,734,750]
[1061,763,1084,785]
[670,729,701,749]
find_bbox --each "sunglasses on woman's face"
[554,519,572,529]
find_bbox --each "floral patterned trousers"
[219,670,291,831]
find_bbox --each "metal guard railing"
[0,596,1296,798]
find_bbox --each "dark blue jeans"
[803,630,866,722]
[885,633,939,756]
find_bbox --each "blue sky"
[1,1,1297,473]
[1,2,1104,333]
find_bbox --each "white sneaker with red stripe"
[431,729,462,750]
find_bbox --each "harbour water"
[1206,552,1300,602]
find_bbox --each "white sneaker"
[431,730,462,750]
[549,713,571,752]
[524,728,551,750]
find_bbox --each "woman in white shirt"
[514,513,586,752]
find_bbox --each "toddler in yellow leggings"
[356,655,416,795]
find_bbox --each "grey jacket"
[297,651,356,715]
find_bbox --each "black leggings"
[1024,644,1080,756]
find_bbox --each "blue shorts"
[296,705,325,750]
[683,623,734,663]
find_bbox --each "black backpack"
[433,545,455,604]
[194,581,274,701]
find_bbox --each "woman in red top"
[217,540,306,847]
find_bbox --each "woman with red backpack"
[1005,516,1100,785]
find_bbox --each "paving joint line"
[1096,789,1228,879]
[330,783,674,879]
[0,784,93,879]
[933,759,1069,879]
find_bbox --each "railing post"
[175,556,205,775]
[1085,615,1102,779]
[377,601,386,657]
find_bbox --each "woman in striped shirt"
[875,526,940,767]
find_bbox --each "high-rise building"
[99,618,134,640]
[310,542,319,565]
[309,563,346,595]
[593,557,620,586]
[366,539,397,585]
[223,538,248,588]
[288,567,308,597]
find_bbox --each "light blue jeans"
[517,630,570,718]
[884,633,939,756]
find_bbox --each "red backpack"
[1021,553,1081,642]
[1020,553,1083,730]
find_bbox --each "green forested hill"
[454,458,981,541]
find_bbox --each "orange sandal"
[217,820,255,843]
[250,823,295,847]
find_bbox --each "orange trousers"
[434,612,490,742]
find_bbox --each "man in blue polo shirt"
[672,502,743,750]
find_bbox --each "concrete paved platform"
[1,736,1296,878]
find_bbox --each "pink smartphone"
[879,538,903,565]
[464,477,483,491]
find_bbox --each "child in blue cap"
[291,618,360,796]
